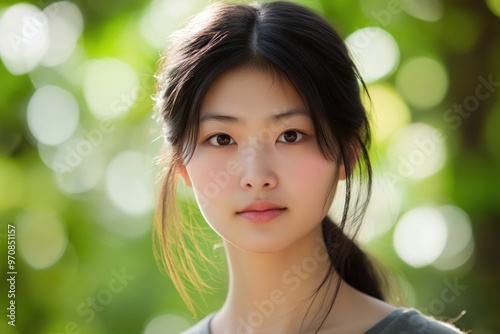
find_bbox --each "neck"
[217,225,339,333]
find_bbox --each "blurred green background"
[0,0,499,333]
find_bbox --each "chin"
[226,235,293,254]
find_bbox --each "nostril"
[241,177,277,190]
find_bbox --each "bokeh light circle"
[432,205,475,271]
[0,3,49,74]
[346,27,400,83]
[386,122,446,180]
[143,313,192,334]
[403,0,444,22]
[17,211,68,269]
[394,206,448,267]
[51,137,105,194]
[83,58,139,119]
[368,84,411,143]
[396,57,448,109]
[139,0,196,49]
[41,1,84,67]
[359,173,402,243]
[105,150,154,215]
[27,85,80,146]
[486,0,500,18]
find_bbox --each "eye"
[208,134,235,146]
[278,130,304,143]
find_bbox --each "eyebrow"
[199,108,309,123]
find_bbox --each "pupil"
[284,131,297,142]
[217,135,230,145]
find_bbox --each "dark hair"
[154,0,385,325]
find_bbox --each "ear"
[178,164,192,187]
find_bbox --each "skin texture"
[179,66,395,333]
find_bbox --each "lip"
[237,201,287,223]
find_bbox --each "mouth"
[237,201,287,223]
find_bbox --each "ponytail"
[322,216,385,300]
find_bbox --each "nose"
[239,153,278,191]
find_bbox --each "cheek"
[282,152,337,213]
[283,151,336,189]
[186,151,236,200]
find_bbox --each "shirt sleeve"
[365,308,466,334]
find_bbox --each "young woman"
[153,1,465,333]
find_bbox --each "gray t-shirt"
[181,308,464,333]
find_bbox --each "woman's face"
[179,66,343,253]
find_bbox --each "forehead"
[200,66,306,119]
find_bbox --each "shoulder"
[180,312,215,334]
[365,308,466,334]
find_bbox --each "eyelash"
[206,129,306,147]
